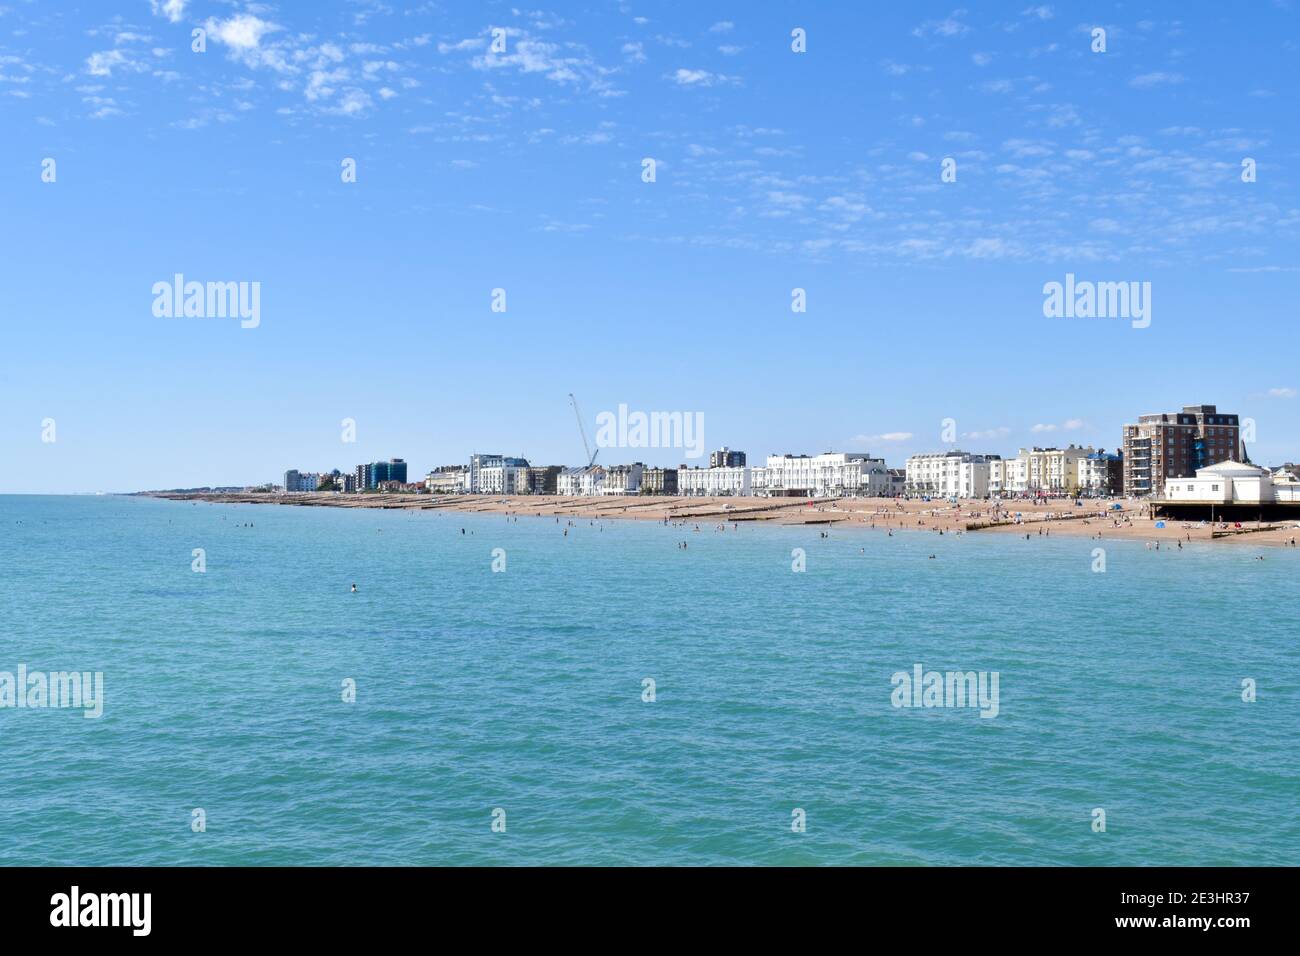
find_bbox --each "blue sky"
[2,1,1298,492]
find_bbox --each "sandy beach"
[144,491,1300,548]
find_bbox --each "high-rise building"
[355,458,407,490]
[283,469,319,492]
[374,458,407,485]
[709,447,747,468]
[1122,405,1240,497]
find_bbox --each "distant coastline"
[139,491,1300,547]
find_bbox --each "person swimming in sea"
[351,583,357,593]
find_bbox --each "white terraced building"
[988,457,1020,496]
[467,454,530,495]
[1020,445,1094,495]
[752,452,891,497]
[425,468,467,494]
[1078,452,1122,496]
[677,463,751,496]
[905,452,1000,498]
[558,466,605,496]
[601,463,644,495]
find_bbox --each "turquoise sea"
[1,494,1296,866]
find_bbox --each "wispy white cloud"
[149,0,186,24]
[913,11,970,39]
[965,427,1012,440]
[1130,72,1185,89]
[205,14,278,50]
[85,48,147,77]
[668,68,737,87]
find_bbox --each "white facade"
[283,470,319,493]
[468,454,529,494]
[1002,456,1028,494]
[601,463,644,495]
[905,452,999,498]
[1077,454,1120,496]
[754,452,891,497]
[1275,470,1300,503]
[425,469,467,494]
[678,464,751,496]
[1165,461,1288,504]
[1023,446,1093,494]
[558,466,605,496]
[987,447,1096,496]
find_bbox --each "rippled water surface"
[1,495,1295,865]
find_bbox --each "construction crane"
[569,393,598,468]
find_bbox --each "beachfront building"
[678,463,751,496]
[425,466,468,494]
[754,452,891,498]
[1022,445,1094,496]
[708,447,747,468]
[283,469,319,493]
[1123,404,1241,498]
[641,467,678,495]
[1164,461,1268,504]
[378,480,422,493]
[988,458,1011,496]
[1078,450,1123,497]
[904,452,1000,498]
[1003,456,1030,495]
[602,463,645,495]
[526,466,562,495]
[1164,463,1294,515]
[558,466,605,496]
[467,454,530,495]
[1276,470,1300,502]
[355,458,407,491]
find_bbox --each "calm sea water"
[1,494,1295,866]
